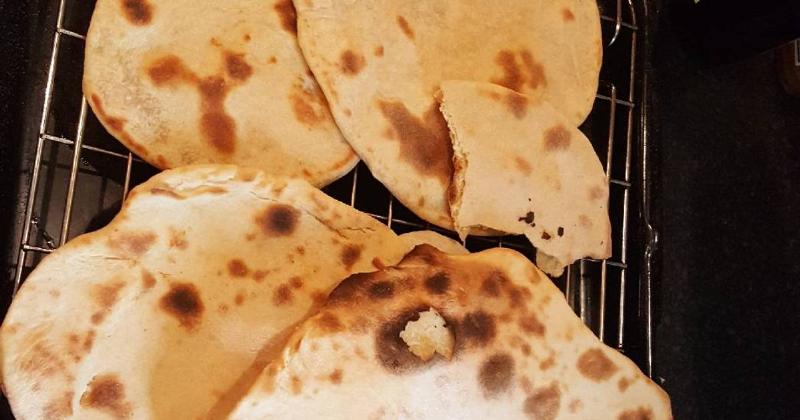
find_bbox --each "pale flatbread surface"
[399,231,469,255]
[0,165,410,419]
[442,81,611,274]
[295,0,602,226]
[84,0,357,186]
[231,245,671,419]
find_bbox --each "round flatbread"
[84,0,357,186]
[442,81,611,276]
[399,231,469,255]
[0,165,410,419]
[294,0,602,225]
[230,245,671,419]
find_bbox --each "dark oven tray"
[0,0,661,417]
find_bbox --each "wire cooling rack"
[8,0,650,376]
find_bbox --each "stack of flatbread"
[291,0,609,274]
[0,167,669,418]
[293,0,603,229]
[83,0,610,274]
[0,0,672,418]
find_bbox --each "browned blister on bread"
[231,245,671,419]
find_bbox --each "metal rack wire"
[10,0,647,375]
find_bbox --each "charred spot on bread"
[121,0,153,26]
[256,204,300,236]
[224,52,253,81]
[523,383,562,420]
[79,374,132,418]
[368,281,395,299]
[340,244,363,270]
[618,407,655,420]
[481,272,508,297]
[329,369,343,384]
[544,125,571,151]
[340,50,366,75]
[577,348,618,382]
[424,272,450,295]
[377,101,453,186]
[327,272,373,304]
[274,0,297,35]
[272,284,293,306]
[109,231,157,256]
[518,211,536,226]
[316,312,345,333]
[159,283,204,330]
[492,50,547,92]
[460,311,496,347]
[396,16,415,39]
[506,92,529,119]
[227,259,249,277]
[519,313,546,336]
[478,353,515,397]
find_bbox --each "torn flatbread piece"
[294,0,602,226]
[230,245,671,419]
[442,81,611,276]
[0,165,410,420]
[84,0,357,186]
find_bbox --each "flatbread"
[399,231,469,255]
[294,0,602,226]
[0,165,411,419]
[230,245,671,419]
[442,81,611,276]
[84,0,357,186]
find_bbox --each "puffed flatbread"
[0,165,410,419]
[84,0,357,186]
[231,245,671,419]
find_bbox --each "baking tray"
[1,0,657,416]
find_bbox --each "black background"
[1,0,53,322]
[650,0,800,418]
